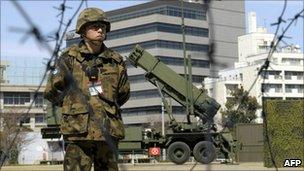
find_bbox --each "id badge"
[88,81,103,96]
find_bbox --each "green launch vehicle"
[41,45,236,165]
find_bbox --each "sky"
[245,1,303,49]
[0,0,303,84]
[0,0,149,84]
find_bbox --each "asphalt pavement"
[1,162,303,171]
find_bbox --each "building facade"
[0,82,63,164]
[204,12,304,124]
[66,0,245,125]
[0,84,46,132]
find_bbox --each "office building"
[65,0,245,125]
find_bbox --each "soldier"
[44,7,130,171]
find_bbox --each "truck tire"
[168,141,190,165]
[193,141,216,164]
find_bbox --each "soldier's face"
[83,22,106,42]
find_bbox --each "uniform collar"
[67,40,117,63]
[78,41,111,59]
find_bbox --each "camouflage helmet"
[76,8,110,34]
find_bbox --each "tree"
[0,111,33,165]
[221,87,261,129]
[146,115,168,133]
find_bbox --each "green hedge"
[264,100,304,167]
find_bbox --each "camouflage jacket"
[44,41,130,141]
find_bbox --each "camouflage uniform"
[44,8,130,171]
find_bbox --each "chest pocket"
[99,65,119,103]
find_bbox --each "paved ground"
[1,162,303,171]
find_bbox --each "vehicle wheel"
[193,141,216,164]
[167,141,190,165]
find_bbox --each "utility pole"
[181,0,191,124]
[161,102,165,137]
[187,54,194,116]
[161,102,166,161]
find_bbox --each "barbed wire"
[259,6,303,171]
[2,1,223,170]
[1,0,302,170]
[242,7,301,103]
[234,0,287,108]
[234,4,303,111]
[0,0,85,167]
[226,1,304,171]
[85,0,88,8]
[201,0,303,170]
[0,1,130,171]
[190,0,218,170]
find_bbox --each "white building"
[204,12,304,124]
[0,84,46,132]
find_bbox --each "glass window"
[261,71,269,79]
[108,5,206,22]
[158,56,209,68]
[282,58,301,65]
[266,71,282,79]
[192,75,205,83]
[285,71,292,80]
[262,84,270,92]
[35,114,45,123]
[3,92,30,105]
[264,97,283,100]
[285,71,304,80]
[34,93,45,108]
[129,75,146,83]
[286,97,304,100]
[179,74,205,84]
[274,74,281,79]
[275,87,282,93]
[270,84,283,93]
[123,106,162,116]
[130,89,160,100]
[172,106,185,115]
[129,73,204,85]
[298,85,304,93]
[285,84,295,93]
[112,40,208,53]
[296,72,304,80]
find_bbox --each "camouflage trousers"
[64,140,119,171]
